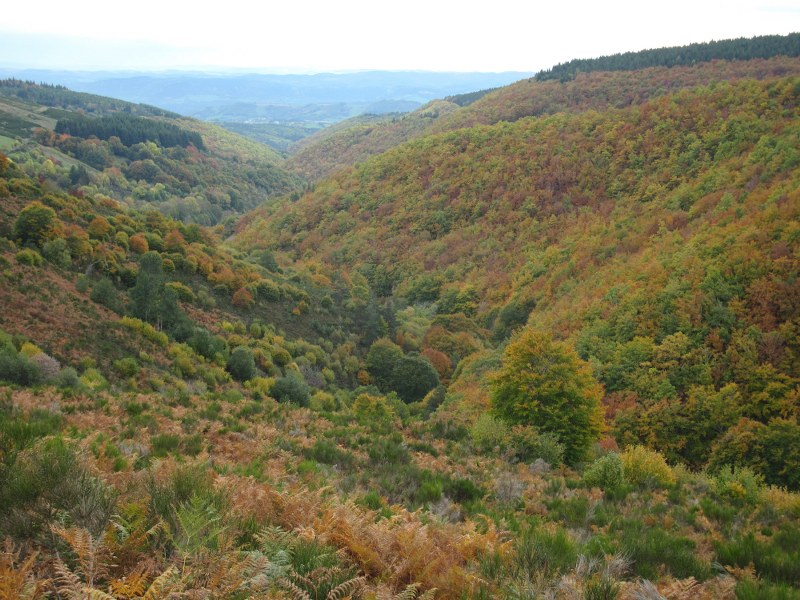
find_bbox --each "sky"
[1,0,799,73]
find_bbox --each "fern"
[0,542,47,600]
[326,575,366,600]
[51,524,111,589]
[139,566,179,600]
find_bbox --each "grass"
[716,527,800,585]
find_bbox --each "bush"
[270,372,311,406]
[0,437,116,540]
[114,357,139,378]
[91,277,122,313]
[15,248,43,266]
[511,426,565,465]
[0,349,43,386]
[226,346,256,381]
[151,433,181,457]
[303,439,355,469]
[621,445,676,488]
[42,238,71,268]
[365,338,403,391]
[79,368,109,392]
[55,367,81,389]
[353,393,398,432]
[711,465,764,505]
[583,453,625,491]
[470,413,510,454]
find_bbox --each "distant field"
[0,134,15,150]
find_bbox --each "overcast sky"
[1,0,798,73]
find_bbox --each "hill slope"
[237,73,800,481]
[0,80,303,224]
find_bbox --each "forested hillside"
[288,54,800,182]
[0,80,303,225]
[238,73,800,488]
[2,41,800,600]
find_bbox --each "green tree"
[270,371,310,406]
[390,354,440,403]
[226,346,256,382]
[129,252,180,330]
[490,329,604,464]
[13,201,57,248]
[365,338,403,392]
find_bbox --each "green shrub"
[712,465,764,505]
[470,413,510,454]
[491,329,604,464]
[367,433,410,466]
[270,372,310,406]
[511,426,565,465]
[621,445,676,488]
[90,277,122,313]
[735,579,800,599]
[42,238,71,268]
[303,439,356,469]
[151,433,181,457]
[512,527,578,578]
[227,346,256,381]
[0,349,43,386]
[583,453,625,491]
[15,248,43,266]
[114,357,139,378]
[79,368,109,392]
[55,367,80,389]
[0,437,116,540]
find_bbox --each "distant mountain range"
[0,69,528,151]
[0,69,528,118]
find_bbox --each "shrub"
[511,425,565,465]
[151,433,181,457]
[42,238,71,268]
[583,453,625,491]
[711,465,764,505]
[15,248,43,266]
[621,445,676,488]
[490,329,604,464]
[90,277,122,313]
[270,372,311,406]
[166,281,195,303]
[114,357,139,378]
[353,393,398,432]
[620,521,712,580]
[470,413,510,454]
[120,316,168,347]
[0,349,43,386]
[55,367,80,389]
[0,437,116,539]
[303,439,355,469]
[227,346,256,381]
[79,368,109,392]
